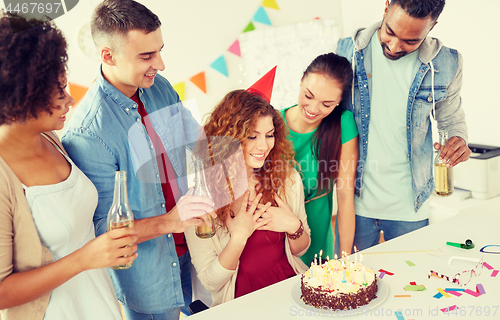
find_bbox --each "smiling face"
[26,74,74,131]
[102,28,165,97]
[243,115,275,174]
[378,2,436,60]
[297,72,343,129]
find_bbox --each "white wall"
[2,0,498,147]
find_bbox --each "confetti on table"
[404,285,426,291]
[409,281,417,285]
[437,288,451,298]
[378,269,394,275]
[440,305,459,313]
[433,292,443,299]
[477,284,486,295]
[394,295,411,297]
[405,260,416,267]
[492,270,499,277]
[379,272,386,279]
[464,289,481,297]
[445,288,465,291]
[483,262,494,270]
[395,310,405,320]
[446,290,462,297]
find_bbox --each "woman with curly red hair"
[185,89,311,306]
[0,13,137,320]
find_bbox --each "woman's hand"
[257,193,300,234]
[225,191,272,244]
[77,227,138,271]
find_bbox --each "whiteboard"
[239,19,340,110]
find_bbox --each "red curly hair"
[196,89,296,229]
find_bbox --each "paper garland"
[253,7,272,25]
[228,39,241,57]
[190,72,207,93]
[172,82,185,101]
[262,0,280,10]
[174,3,276,98]
[210,55,228,77]
[243,21,255,33]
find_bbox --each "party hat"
[246,66,277,103]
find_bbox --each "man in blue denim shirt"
[334,0,471,253]
[62,1,215,319]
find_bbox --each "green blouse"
[281,105,358,264]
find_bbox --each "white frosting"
[303,261,375,294]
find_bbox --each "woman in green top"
[281,53,358,264]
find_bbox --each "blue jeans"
[121,251,193,319]
[334,215,429,255]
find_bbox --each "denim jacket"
[62,68,201,313]
[335,22,468,211]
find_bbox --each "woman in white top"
[0,13,138,320]
[186,90,311,306]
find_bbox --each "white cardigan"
[185,169,310,307]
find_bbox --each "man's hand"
[434,136,471,167]
[166,195,216,233]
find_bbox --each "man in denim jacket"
[62,1,214,319]
[334,0,471,253]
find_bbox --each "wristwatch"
[287,220,304,240]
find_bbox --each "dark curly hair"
[0,11,68,126]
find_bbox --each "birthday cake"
[300,256,378,310]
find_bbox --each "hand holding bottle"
[433,136,471,167]
[76,228,138,272]
[170,194,216,234]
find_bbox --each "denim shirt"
[62,68,201,313]
[335,22,468,212]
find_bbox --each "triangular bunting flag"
[210,55,228,77]
[253,7,272,26]
[228,39,241,57]
[189,72,207,94]
[262,0,280,10]
[243,21,255,33]
[247,66,277,103]
[68,82,89,106]
[172,82,185,101]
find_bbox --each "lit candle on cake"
[314,254,318,265]
[354,246,358,264]
[362,266,367,286]
[319,250,323,264]
[334,254,338,270]
[329,271,333,291]
[342,264,347,283]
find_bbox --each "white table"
[191,207,500,319]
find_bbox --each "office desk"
[191,207,500,319]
